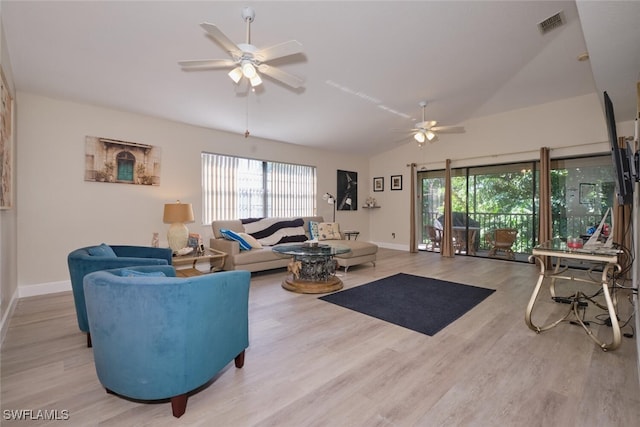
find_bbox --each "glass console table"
[526,239,623,351]
[272,243,351,294]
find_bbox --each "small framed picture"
[373,177,384,192]
[579,183,596,204]
[391,175,403,191]
[187,233,202,250]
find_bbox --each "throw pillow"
[220,228,252,251]
[120,269,166,277]
[318,222,341,240]
[239,232,262,249]
[87,243,117,257]
[309,221,319,240]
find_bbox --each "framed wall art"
[85,136,161,186]
[391,174,403,191]
[337,169,358,210]
[579,183,596,205]
[0,66,13,209]
[373,177,384,192]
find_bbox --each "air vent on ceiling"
[538,11,565,35]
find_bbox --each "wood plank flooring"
[2,248,639,426]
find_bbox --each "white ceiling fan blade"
[200,22,242,56]
[255,40,303,62]
[390,128,421,135]
[431,126,466,134]
[257,64,304,88]
[178,59,236,69]
[416,120,438,129]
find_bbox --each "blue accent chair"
[67,244,173,347]
[83,266,250,418]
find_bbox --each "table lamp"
[163,201,195,252]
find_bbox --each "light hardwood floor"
[2,248,639,426]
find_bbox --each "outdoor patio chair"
[426,225,442,250]
[486,228,518,260]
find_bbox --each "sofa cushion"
[87,243,117,258]
[234,247,284,265]
[220,229,252,251]
[329,240,378,258]
[242,217,308,245]
[318,222,341,240]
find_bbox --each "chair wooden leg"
[87,332,92,348]
[171,394,188,418]
[234,350,245,368]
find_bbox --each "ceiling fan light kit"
[228,67,243,83]
[409,101,464,147]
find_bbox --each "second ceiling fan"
[411,101,465,146]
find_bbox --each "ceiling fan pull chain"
[245,92,250,138]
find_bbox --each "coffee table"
[272,243,351,294]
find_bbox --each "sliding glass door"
[550,156,615,239]
[418,154,615,261]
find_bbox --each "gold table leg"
[525,255,622,351]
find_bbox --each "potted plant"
[136,163,146,184]
[104,162,115,182]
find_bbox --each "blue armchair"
[83,266,250,418]
[67,244,172,346]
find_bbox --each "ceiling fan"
[178,7,304,89]
[410,101,465,147]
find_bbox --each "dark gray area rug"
[319,273,495,336]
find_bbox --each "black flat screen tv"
[604,91,634,205]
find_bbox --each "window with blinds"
[201,152,317,223]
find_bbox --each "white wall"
[0,4,18,342]
[15,92,369,293]
[368,93,621,247]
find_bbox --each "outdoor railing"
[422,212,607,255]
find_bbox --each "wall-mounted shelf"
[362,205,381,209]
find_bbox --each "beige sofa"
[210,216,377,273]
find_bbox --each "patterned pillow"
[309,221,319,239]
[87,243,117,257]
[239,232,262,249]
[318,222,341,240]
[220,229,252,251]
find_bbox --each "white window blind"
[202,153,316,223]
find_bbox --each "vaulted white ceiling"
[3,1,639,155]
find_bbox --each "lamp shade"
[163,202,194,224]
[241,61,257,79]
[228,67,243,84]
[163,202,194,252]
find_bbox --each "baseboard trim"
[375,242,410,251]
[0,288,19,348]
[19,280,71,298]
